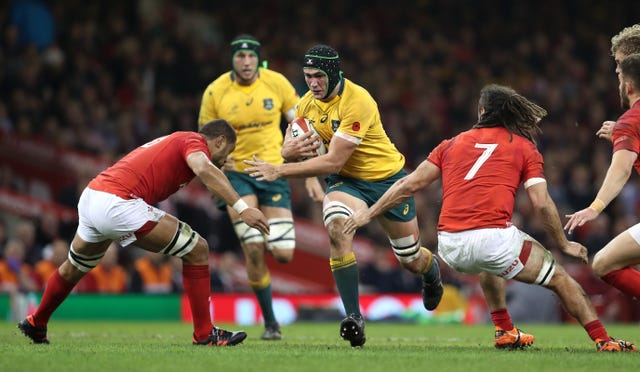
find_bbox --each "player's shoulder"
[206,71,234,91]
[259,67,288,81]
[618,103,640,126]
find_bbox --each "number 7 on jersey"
[464,143,498,180]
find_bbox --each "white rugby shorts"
[437,225,534,279]
[77,187,165,246]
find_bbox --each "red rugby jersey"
[427,127,544,232]
[612,100,640,173]
[88,132,210,205]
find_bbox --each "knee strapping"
[535,249,556,286]
[68,245,105,273]
[323,201,353,226]
[233,220,265,245]
[163,221,200,257]
[267,218,295,250]
[389,235,421,263]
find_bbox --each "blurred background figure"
[91,242,128,293]
[0,238,38,320]
[129,251,176,294]
[33,238,68,291]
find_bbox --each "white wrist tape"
[232,199,249,214]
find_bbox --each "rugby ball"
[290,117,327,157]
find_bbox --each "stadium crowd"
[1,0,640,321]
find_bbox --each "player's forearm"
[594,162,632,208]
[368,178,413,219]
[199,168,242,206]
[277,156,342,178]
[538,197,569,247]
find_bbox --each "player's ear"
[214,135,226,148]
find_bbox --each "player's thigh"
[261,205,292,219]
[594,229,640,273]
[512,240,551,284]
[323,191,367,251]
[376,215,419,240]
[135,213,208,264]
[134,213,181,253]
[323,190,368,226]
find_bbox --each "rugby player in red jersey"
[18,119,269,346]
[344,84,636,352]
[566,54,640,308]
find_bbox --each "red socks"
[182,264,213,341]
[584,320,610,342]
[32,270,75,326]
[601,268,640,298]
[490,308,514,331]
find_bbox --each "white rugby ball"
[290,117,327,157]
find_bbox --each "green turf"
[1,321,638,371]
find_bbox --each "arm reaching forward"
[187,151,269,235]
[343,160,441,234]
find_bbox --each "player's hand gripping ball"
[290,117,327,157]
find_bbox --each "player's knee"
[326,220,350,247]
[243,243,265,265]
[532,249,556,286]
[389,235,421,267]
[234,220,265,245]
[181,238,209,265]
[266,217,295,255]
[68,243,105,273]
[591,252,609,278]
[270,248,294,263]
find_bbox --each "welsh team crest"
[263,98,274,110]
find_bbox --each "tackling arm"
[343,160,441,234]
[527,182,588,263]
[187,151,270,234]
[564,149,637,234]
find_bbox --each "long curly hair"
[473,84,547,144]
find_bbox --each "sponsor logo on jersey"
[403,204,410,215]
[272,194,282,202]
[500,259,520,277]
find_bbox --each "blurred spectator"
[359,244,421,293]
[8,0,55,50]
[15,218,41,265]
[0,238,38,320]
[91,242,128,293]
[32,238,68,290]
[0,218,8,256]
[129,251,176,294]
[210,251,251,293]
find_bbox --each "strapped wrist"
[232,199,249,214]
[589,198,606,213]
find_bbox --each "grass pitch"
[1,321,638,371]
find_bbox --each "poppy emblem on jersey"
[263,98,274,110]
[352,122,360,131]
[272,194,282,202]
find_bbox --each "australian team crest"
[331,120,340,132]
[263,98,274,110]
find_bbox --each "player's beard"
[620,87,630,109]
